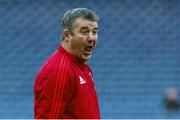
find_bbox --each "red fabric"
[34,45,100,119]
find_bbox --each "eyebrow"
[80,26,98,30]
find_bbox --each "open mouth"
[84,46,93,54]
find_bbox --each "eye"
[80,30,89,35]
[80,27,90,35]
[92,30,98,35]
[81,30,89,34]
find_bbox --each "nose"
[87,32,94,42]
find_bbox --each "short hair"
[61,8,98,32]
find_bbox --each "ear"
[62,29,71,42]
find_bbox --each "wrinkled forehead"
[73,18,98,30]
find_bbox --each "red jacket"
[34,45,100,119]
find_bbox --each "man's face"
[68,18,98,62]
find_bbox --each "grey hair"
[61,8,98,33]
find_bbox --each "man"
[34,8,100,119]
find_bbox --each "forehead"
[73,18,98,29]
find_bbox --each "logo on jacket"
[79,76,86,84]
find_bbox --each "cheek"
[76,35,87,44]
[94,38,98,44]
[71,36,85,49]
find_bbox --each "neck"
[61,43,86,64]
[62,42,72,55]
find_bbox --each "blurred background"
[0,0,180,118]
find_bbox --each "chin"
[82,55,91,62]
